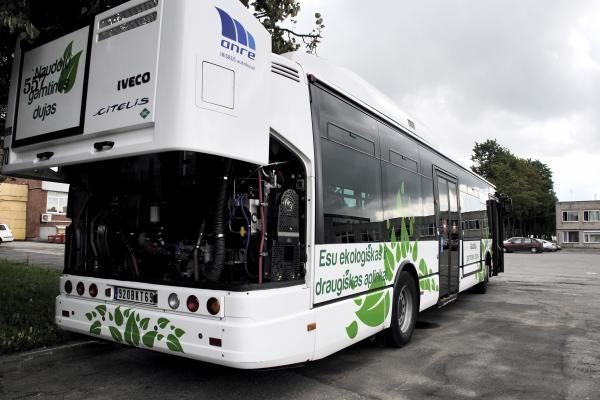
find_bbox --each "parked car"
[0,224,14,243]
[540,239,561,251]
[503,237,544,253]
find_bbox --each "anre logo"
[215,7,256,61]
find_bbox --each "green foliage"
[0,259,75,355]
[471,139,557,237]
[242,0,324,54]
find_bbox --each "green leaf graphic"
[383,246,395,282]
[85,312,92,321]
[139,318,150,330]
[124,313,140,346]
[124,309,130,318]
[142,331,158,348]
[355,289,391,327]
[412,241,418,261]
[63,41,73,61]
[109,326,123,343]
[136,314,140,322]
[345,321,358,339]
[109,312,113,321]
[115,307,123,326]
[174,328,185,338]
[157,334,164,341]
[419,259,428,277]
[166,334,184,353]
[95,305,106,317]
[58,50,82,93]
[89,321,101,335]
[157,318,170,329]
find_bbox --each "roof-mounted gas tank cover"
[2,0,271,178]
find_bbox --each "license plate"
[114,286,157,305]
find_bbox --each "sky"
[292,0,600,201]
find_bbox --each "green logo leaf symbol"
[58,41,82,94]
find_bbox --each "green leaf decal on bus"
[124,313,140,346]
[142,331,158,348]
[109,326,123,343]
[90,321,101,335]
[345,321,358,339]
[355,288,390,327]
[346,186,437,340]
[86,306,186,353]
[58,47,82,94]
[166,334,184,353]
[115,307,123,326]
[95,305,106,317]
[157,318,170,329]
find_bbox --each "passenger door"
[434,169,460,299]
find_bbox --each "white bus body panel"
[56,276,315,369]
[3,0,271,176]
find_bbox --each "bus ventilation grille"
[271,62,300,82]
[98,0,159,41]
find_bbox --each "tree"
[471,139,557,238]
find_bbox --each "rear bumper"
[56,292,314,369]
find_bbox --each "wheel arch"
[395,260,420,309]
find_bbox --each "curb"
[0,340,115,374]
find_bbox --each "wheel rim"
[397,285,413,333]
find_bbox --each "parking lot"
[0,241,65,269]
[1,250,599,399]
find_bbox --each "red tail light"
[89,283,98,298]
[187,295,199,312]
[76,282,85,296]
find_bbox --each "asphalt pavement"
[1,250,599,399]
[0,241,64,269]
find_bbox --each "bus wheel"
[386,271,417,348]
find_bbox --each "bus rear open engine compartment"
[64,138,307,289]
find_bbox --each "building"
[0,177,70,240]
[556,200,600,249]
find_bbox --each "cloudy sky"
[293,0,600,201]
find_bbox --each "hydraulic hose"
[206,160,231,281]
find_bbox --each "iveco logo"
[215,7,256,61]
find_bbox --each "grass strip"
[0,259,74,355]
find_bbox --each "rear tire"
[530,247,538,254]
[386,271,418,348]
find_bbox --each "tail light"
[89,283,98,298]
[76,282,85,296]
[64,280,72,294]
[207,297,220,315]
[187,295,199,312]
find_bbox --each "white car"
[0,224,14,243]
[540,239,560,252]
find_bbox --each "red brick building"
[1,177,71,240]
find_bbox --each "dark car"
[503,237,544,253]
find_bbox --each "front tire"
[386,271,418,348]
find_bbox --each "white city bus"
[2,0,505,368]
